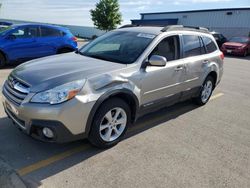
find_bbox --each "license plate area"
[227,50,232,53]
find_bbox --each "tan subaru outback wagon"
[2,25,224,148]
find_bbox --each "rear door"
[180,34,207,92]
[35,26,64,56]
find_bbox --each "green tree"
[90,0,122,31]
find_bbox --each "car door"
[35,26,63,56]
[180,35,207,93]
[4,26,40,61]
[140,35,186,109]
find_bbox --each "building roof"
[131,19,178,26]
[141,7,250,15]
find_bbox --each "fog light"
[42,127,54,138]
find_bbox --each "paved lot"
[0,55,250,188]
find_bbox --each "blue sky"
[0,0,249,26]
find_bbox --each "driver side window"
[150,35,180,61]
[10,27,38,39]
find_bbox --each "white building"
[131,8,250,38]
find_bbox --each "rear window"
[183,35,205,57]
[202,36,217,53]
[40,27,63,37]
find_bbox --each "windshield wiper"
[76,52,126,64]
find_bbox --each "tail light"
[71,36,77,42]
[220,52,224,60]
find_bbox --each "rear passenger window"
[202,36,217,53]
[41,27,62,37]
[183,35,204,57]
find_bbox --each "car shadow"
[0,100,199,187]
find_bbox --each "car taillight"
[220,52,224,60]
[71,36,77,42]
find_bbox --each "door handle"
[175,65,184,71]
[203,60,209,64]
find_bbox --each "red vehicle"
[221,37,250,57]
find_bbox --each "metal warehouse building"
[131,8,250,38]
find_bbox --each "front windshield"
[229,37,249,43]
[0,26,13,36]
[79,31,155,64]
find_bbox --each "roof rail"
[161,25,209,33]
[119,24,138,29]
[119,24,170,29]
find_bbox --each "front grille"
[225,46,237,50]
[2,76,30,106]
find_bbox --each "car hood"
[11,53,126,92]
[223,42,245,47]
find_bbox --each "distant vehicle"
[0,23,78,68]
[211,32,227,48]
[2,25,224,148]
[221,37,250,56]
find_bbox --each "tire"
[0,53,6,68]
[193,76,215,106]
[243,50,248,57]
[88,98,131,149]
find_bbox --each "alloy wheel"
[201,80,213,103]
[99,107,127,142]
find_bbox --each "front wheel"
[193,76,215,105]
[88,98,131,148]
[243,50,248,57]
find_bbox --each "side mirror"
[148,55,167,67]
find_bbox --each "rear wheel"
[0,53,6,68]
[193,76,215,105]
[88,98,131,148]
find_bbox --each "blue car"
[0,23,78,68]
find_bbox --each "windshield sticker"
[137,33,155,39]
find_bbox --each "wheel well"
[86,91,139,136]
[107,93,138,123]
[207,71,217,88]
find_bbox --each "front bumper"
[2,94,95,143]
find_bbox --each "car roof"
[11,23,66,30]
[117,25,211,36]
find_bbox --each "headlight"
[238,45,246,49]
[31,79,86,104]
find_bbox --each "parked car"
[221,36,250,56]
[211,31,227,48]
[2,25,224,148]
[0,23,78,68]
